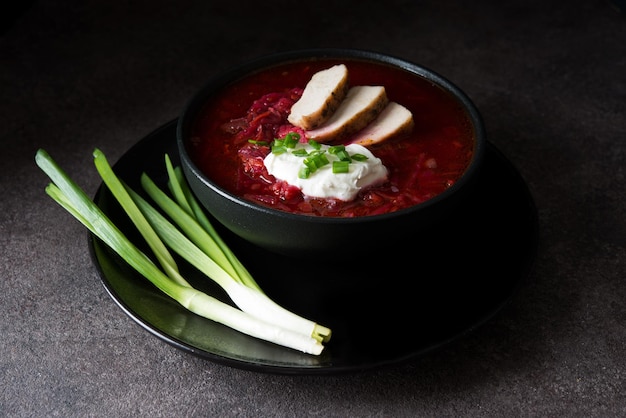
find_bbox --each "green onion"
[303,158,318,173]
[170,164,260,292]
[308,139,321,150]
[140,172,241,283]
[271,144,287,155]
[283,132,299,148]
[303,152,330,173]
[335,149,352,162]
[328,145,345,154]
[303,152,329,171]
[318,153,330,166]
[332,160,350,173]
[143,157,330,341]
[126,180,326,342]
[270,133,371,179]
[351,153,369,162]
[35,148,331,354]
[291,149,308,157]
[298,166,311,179]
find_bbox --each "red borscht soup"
[187,59,475,218]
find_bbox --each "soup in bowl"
[177,49,486,257]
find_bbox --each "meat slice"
[349,102,414,146]
[287,64,350,130]
[306,85,389,143]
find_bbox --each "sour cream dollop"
[263,142,388,201]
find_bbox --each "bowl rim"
[177,48,487,226]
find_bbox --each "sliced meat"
[306,85,389,143]
[287,64,350,130]
[349,102,414,146]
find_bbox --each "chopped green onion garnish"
[304,153,329,171]
[298,166,311,179]
[248,139,269,146]
[332,160,350,173]
[336,149,351,162]
[328,145,345,154]
[351,153,369,162]
[292,149,308,157]
[271,144,287,155]
[303,158,318,173]
[317,153,330,167]
[269,133,372,180]
[283,132,299,148]
[308,139,321,150]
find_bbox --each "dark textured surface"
[2,1,624,416]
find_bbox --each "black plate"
[89,120,539,375]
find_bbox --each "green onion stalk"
[35,148,331,355]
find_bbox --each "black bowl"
[177,49,486,258]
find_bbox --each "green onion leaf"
[336,150,351,162]
[328,145,345,154]
[35,148,331,353]
[291,149,308,157]
[332,160,350,173]
[171,165,261,292]
[308,139,321,150]
[303,158,318,173]
[283,132,299,148]
[271,144,287,155]
[351,153,369,162]
[92,148,189,287]
[316,153,330,168]
[298,166,311,179]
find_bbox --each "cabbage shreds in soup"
[188,59,475,217]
